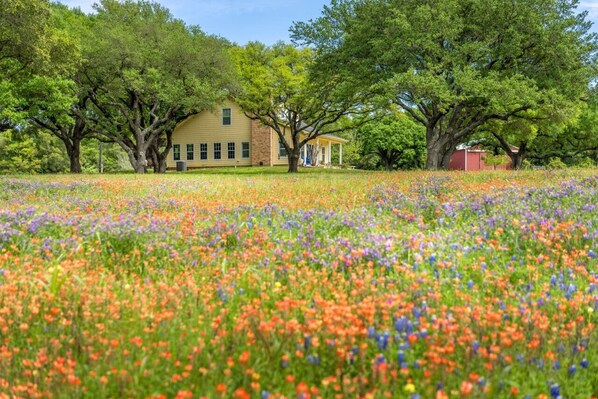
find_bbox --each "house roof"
[298,123,349,143]
[319,133,349,144]
[456,144,519,153]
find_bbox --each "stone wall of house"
[251,120,273,166]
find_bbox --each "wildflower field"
[0,169,597,399]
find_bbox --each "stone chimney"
[251,120,273,166]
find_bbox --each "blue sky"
[57,0,598,45]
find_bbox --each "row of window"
[173,142,250,161]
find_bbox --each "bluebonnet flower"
[367,326,376,338]
[568,364,576,376]
[553,360,560,370]
[395,317,406,332]
[303,335,311,350]
[397,351,406,363]
[550,383,560,398]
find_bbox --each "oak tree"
[292,0,597,169]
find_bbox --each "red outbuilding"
[448,145,516,171]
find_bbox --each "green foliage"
[482,153,508,169]
[575,157,596,168]
[0,0,50,126]
[0,128,73,174]
[0,130,42,174]
[547,157,568,170]
[524,92,598,166]
[292,0,597,169]
[232,41,369,172]
[0,0,80,128]
[35,130,69,173]
[81,140,128,173]
[521,159,533,170]
[83,0,237,173]
[358,111,426,170]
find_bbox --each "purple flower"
[550,383,560,398]
[569,364,577,376]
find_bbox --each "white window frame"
[227,142,235,159]
[278,138,287,158]
[222,108,232,126]
[173,144,181,161]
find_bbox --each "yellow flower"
[404,383,416,393]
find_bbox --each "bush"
[521,159,533,170]
[0,130,43,174]
[574,157,596,168]
[547,157,567,170]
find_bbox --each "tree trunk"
[440,147,454,169]
[59,136,83,174]
[69,138,82,173]
[155,157,167,173]
[132,149,148,174]
[384,159,393,171]
[508,146,527,169]
[493,133,528,170]
[425,126,444,170]
[425,143,443,170]
[425,135,455,170]
[154,131,172,174]
[378,149,397,171]
[288,149,300,173]
[133,135,148,174]
[148,147,159,174]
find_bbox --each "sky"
[57,0,598,45]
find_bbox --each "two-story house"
[167,100,347,169]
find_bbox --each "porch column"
[316,139,320,166]
[339,144,343,165]
[327,142,332,164]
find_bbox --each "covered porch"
[300,134,348,167]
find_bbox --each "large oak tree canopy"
[232,42,370,173]
[0,0,77,130]
[85,0,236,173]
[292,0,597,169]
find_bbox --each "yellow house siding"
[271,130,293,166]
[168,100,253,168]
[168,99,348,168]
